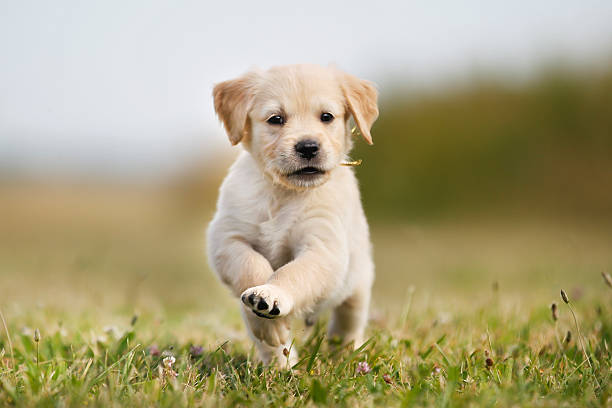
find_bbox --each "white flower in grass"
[163,356,176,369]
[356,361,371,375]
[159,356,178,381]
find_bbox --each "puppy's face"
[249,66,350,189]
[214,65,378,190]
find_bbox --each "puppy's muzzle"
[295,139,319,160]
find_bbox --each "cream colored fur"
[207,64,378,368]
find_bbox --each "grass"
[0,290,611,407]
[0,184,611,406]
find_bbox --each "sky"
[1,0,612,179]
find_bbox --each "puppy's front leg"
[207,222,274,296]
[242,309,297,368]
[241,217,347,317]
[208,226,297,365]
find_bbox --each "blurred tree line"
[353,65,612,220]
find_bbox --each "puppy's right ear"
[213,72,259,145]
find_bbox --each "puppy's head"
[213,64,378,190]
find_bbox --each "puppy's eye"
[320,112,334,123]
[267,115,285,125]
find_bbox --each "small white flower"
[159,356,178,381]
[356,361,371,375]
[163,356,176,369]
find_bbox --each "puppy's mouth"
[289,166,325,177]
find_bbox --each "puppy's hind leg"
[327,284,371,349]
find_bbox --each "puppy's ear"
[213,72,259,145]
[341,73,379,145]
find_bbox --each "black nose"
[295,139,319,160]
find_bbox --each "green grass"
[1,185,611,406]
[1,290,611,407]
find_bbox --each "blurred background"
[1,1,611,319]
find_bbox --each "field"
[1,185,611,407]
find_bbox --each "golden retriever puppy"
[207,64,378,368]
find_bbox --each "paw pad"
[240,285,292,319]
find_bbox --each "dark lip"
[289,167,325,176]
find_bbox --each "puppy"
[207,64,378,367]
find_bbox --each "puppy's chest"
[253,201,301,270]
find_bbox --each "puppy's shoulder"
[217,151,267,208]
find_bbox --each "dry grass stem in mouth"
[340,159,363,167]
[602,272,612,289]
[0,308,14,369]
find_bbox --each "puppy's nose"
[295,139,319,160]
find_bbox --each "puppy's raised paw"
[241,284,293,319]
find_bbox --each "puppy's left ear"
[213,71,259,145]
[341,73,379,145]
